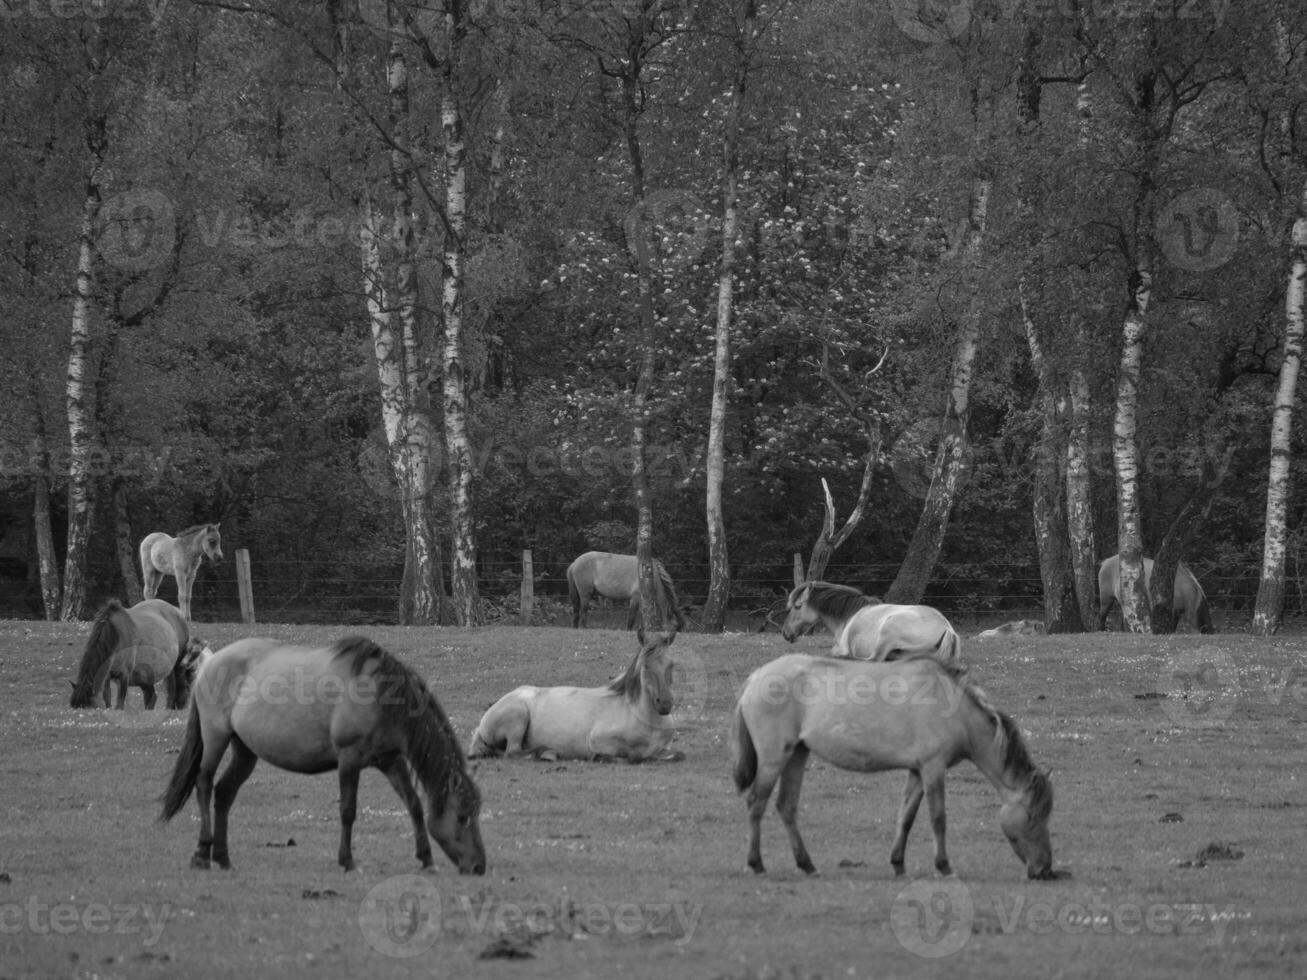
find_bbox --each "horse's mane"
[332,637,473,813]
[606,644,649,703]
[796,581,881,619]
[178,523,215,537]
[70,600,128,707]
[938,660,1052,817]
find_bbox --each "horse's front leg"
[142,682,158,710]
[890,770,924,876]
[337,753,363,871]
[921,763,951,876]
[380,756,432,870]
[175,562,195,622]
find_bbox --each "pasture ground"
[1,619,1304,979]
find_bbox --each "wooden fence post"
[793,552,805,588]
[235,548,255,624]
[519,549,534,625]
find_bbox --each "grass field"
[1,617,1305,979]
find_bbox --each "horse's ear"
[665,629,677,645]
[636,626,647,646]
[69,680,76,690]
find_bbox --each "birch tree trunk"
[61,114,106,621]
[703,0,757,632]
[1253,182,1307,635]
[29,375,61,619]
[1066,316,1097,629]
[440,0,481,626]
[884,177,988,605]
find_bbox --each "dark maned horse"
[566,551,686,630]
[159,635,485,874]
[69,599,204,710]
[140,523,224,622]
[1097,554,1214,633]
[733,653,1059,879]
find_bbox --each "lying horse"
[780,581,961,666]
[469,629,682,762]
[733,653,1057,879]
[159,635,486,874]
[69,599,205,710]
[1097,554,1214,633]
[566,551,686,630]
[140,523,224,622]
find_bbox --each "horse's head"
[1000,770,1056,880]
[428,768,486,875]
[203,524,224,563]
[635,627,677,715]
[780,583,819,642]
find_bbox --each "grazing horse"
[566,551,686,630]
[69,599,204,710]
[780,581,962,666]
[159,636,486,875]
[140,523,224,622]
[469,629,682,762]
[1097,554,1214,633]
[732,653,1058,879]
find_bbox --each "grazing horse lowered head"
[566,551,686,630]
[781,581,962,666]
[140,523,224,623]
[1097,554,1214,633]
[69,599,199,710]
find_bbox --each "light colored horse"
[69,599,202,710]
[732,653,1058,879]
[469,630,682,762]
[1096,554,1214,633]
[780,581,962,666]
[140,523,224,622]
[160,636,485,874]
[566,551,686,630]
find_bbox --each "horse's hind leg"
[775,744,816,874]
[381,755,433,870]
[890,770,924,876]
[1096,597,1117,631]
[744,759,785,874]
[921,763,952,876]
[211,738,257,870]
[141,683,158,710]
[192,731,233,870]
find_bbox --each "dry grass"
[1,619,1305,979]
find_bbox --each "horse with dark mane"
[69,599,203,710]
[733,652,1058,879]
[781,581,962,665]
[1097,554,1214,633]
[159,635,485,874]
[566,551,686,630]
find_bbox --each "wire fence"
[54,553,1305,628]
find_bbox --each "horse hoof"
[190,855,210,870]
[748,861,765,875]
[891,863,906,877]
[799,864,818,876]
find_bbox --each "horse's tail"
[70,600,129,708]
[731,703,758,794]
[159,701,203,821]
[934,628,962,667]
[1196,591,1215,634]
[567,564,583,627]
[655,561,685,630]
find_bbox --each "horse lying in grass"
[69,599,207,710]
[1097,554,1214,633]
[159,635,486,874]
[780,580,962,666]
[469,629,682,763]
[733,652,1059,879]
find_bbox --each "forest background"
[0,0,1304,632]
